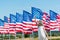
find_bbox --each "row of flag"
[0,7,60,34]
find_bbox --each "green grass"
[34,37,60,40]
[0,31,60,40]
[49,39,60,40]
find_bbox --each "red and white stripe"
[32,19,39,32]
[42,13,50,30]
[16,23,23,32]
[4,23,9,28]
[22,21,32,34]
[0,28,8,34]
[56,14,60,31]
[9,28,16,34]
[42,12,57,31]
[8,23,16,28]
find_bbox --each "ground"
[3,36,60,40]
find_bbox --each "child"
[37,20,48,40]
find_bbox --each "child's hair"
[37,20,43,26]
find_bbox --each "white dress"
[38,26,48,40]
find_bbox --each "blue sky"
[0,0,60,19]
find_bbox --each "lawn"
[0,31,60,40]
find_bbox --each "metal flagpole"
[15,29,16,40]
[15,33,16,40]
[9,33,10,40]
[0,34,2,39]
[31,17,36,40]
[29,34,31,40]
[50,30,51,40]
[3,33,4,40]
[8,29,10,40]
[22,32,24,40]
[32,31,34,40]
[38,27,40,40]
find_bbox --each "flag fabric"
[9,14,16,28]
[57,14,60,23]
[32,7,43,32]
[32,7,43,20]
[42,12,48,26]
[4,16,9,34]
[56,14,60,31]
[50,10,57,21]
[0,28,5,34]
[23,10,32,34]
[49,10,58,31]
[0,19,9,34]
[2,28,8,34]
[16,13,23,23]
[4,16,9,23]
[0,19,4,27]
[9,28,16,34]
[10,14,16,23]
[16,13,23,32]
[8,14,16,34]
[4,16,10,28]
[42,12,50,30]
[0,7,60,34]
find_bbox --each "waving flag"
[50,10,57,21]
[9,14,16,28]
[56,14,60,31]
[16,13,23,23]
[7,14,16,34]
[16,13,23,32]
[23,10,32,34]
[4,16,10,28]
[10,14,16,23]
[49,10,59,31]
[42,12,48,25]
[23,10,32,22]
[42,12,50,30]
[0,19,4,34]
[32,7,43,20]
[4,16,8,23]
[32,7,43,32]
[0,19,4,27]
[57,14,60,22]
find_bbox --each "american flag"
[42,12,50,30]
[8,14,16,34]
[0,19,4,28]
[0,7,60,34]
[16,13,23,32]
[0,19,8,34]
[0,19,4,34]
[23,10,32,34]
[56,14,60,31]
[9,14,16,28]
[4,16,10,28]
[32,7,43,32]
[49,10,59,31]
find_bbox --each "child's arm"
[44,28,49,39]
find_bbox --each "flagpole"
[30,34,31,40]
[22,32,24,40]
[8,28,10,40]
[30,33,33,40]
[50,30,51,40]
[31,17,37,40]
[32,31,34,40]
[15,29,16,40]
[38,27,41,40]
[15,33,16,40]
[3,33,4,40]
[9,33,10,40]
